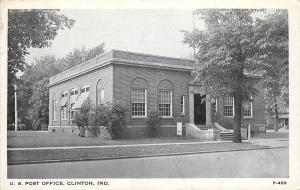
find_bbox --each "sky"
[25,9,204,64]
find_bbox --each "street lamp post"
[14,84,18,131]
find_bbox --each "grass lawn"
[7,130,289,148]
[7,131,208,148]
[252,130,289,139]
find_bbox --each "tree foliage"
[8,9,75,76]
[25,79,49,130]
[182,9,288,142]
[254,10,288,131]
[7,9,75,125]
[18,44,105,130]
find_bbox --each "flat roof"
[49,49,195,87]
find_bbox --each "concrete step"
[220,132,233,141]
[197,125,212,130]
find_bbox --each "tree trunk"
[274,99,279,132]
[233,92,242,143]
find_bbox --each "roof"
[49,49,195,87]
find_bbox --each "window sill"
[243,116,253,119]
[161,116,174,119]
[131,116,148,119]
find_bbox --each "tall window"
[224,96,234,117]
[180,96,185,115]
[53,100,57,121]
[96,80,105,106]
[60,91,68,120]
[159,90,172,117]
[242,101,252,117]
[99,89,105,104]
[61,107,67,120]
[131,88,147,116]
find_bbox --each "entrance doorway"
[194,94,206,125]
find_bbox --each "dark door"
[194,94,206,125]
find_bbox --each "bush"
[73,98,92,137]
[73,100,129,139]
[107,103,129,139]
[147,110,162,137]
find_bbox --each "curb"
[7,146,288,165]
[7,140,232,151]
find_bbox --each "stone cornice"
[49,58,193,87]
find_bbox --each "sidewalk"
[245,138,288,148]
[7,139,287,165]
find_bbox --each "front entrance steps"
[196,125,213,130]
[186,123,220,140]
[186,123,248,141]
[220,131,234,141]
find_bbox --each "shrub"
[147,110,162,137]
[73,98,92,137]
[107,103,129,139]
[73,99,129,139]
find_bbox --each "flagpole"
[14,84,18,131]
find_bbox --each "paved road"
[8,147,288,178]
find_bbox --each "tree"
[19,44,105,130]
[56,43,105,71]
[182,9,288,142]
[7,9,75,125]
[253,10,288,132]
[25,79,49,130]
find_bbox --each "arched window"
[157,79,173,117]
[96,80,105,106]
[130,77,148,117]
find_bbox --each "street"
[8,147,288,178]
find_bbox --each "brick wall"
[49,65,113,126]
[112,64,192,128]
[214,83,267,129]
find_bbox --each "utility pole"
[14,84,18,131]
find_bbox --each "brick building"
[48,50,266,138]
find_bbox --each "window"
[70,106,78,120]
[61,91,68,98]
[131,88,147,117]
[242,100,253,117]
[61,107,67,120]
[224,96,234,117]
[212,98,217,113]
[159,90,172,117]
[71,89,78,96]
[98,89,105,105]
[96,80,105,106]
[81,85,89,94]
[53,100,57,121]
[180,96,185,115]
